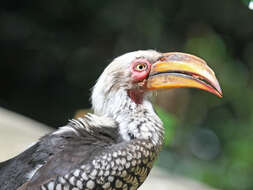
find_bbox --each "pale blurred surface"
[139,169,218,190]
[0,107,52,161]
[0,107,218,190]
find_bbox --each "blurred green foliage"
[1,0,253,189]
[155,24,253,189]
[155,106,177,146]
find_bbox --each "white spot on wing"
[56,184,62,190]
[47,181,55,190]
[63,185,70,190]
[86,180,95,189]
[76,180,83,189]
[73,169,80,177]
[69,176,76,185]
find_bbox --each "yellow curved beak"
[146,52,222,98]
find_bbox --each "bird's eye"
[135,63,147,71]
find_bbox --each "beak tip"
[213,81,223,98]
[217,92,223,98]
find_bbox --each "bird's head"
[92,50,222,117]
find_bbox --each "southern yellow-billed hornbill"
[0,50,222,190]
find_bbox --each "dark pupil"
[139,65,144,70]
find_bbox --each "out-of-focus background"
[0,0,253,189]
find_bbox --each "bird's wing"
[0,132,70,190]
[0,141,53,190]
[0,114,119,190]
[22,129,117,189]
[17,117,119,190]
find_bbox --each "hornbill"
[0,50,222,190]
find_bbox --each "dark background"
[1,0,253,189]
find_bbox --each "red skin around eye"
[130,59,151,82]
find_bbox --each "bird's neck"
[93,89,164,146]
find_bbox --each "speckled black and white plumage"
[0,113,163,190]
[0,50,165,190]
